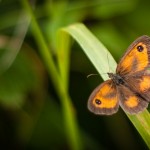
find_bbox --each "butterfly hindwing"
[124,72,150,102]
[118,84,149,114]
[88,80,119,115]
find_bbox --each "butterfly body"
[88,35,150,115]
[107,73,124,85]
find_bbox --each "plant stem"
[21,1,82,150]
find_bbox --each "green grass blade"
[56,31,82,150]
[56,31,71,90]
[128,111,150,147]
[62,23,150,148]
[63,23,117,81]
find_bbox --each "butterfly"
[88,35,150,115]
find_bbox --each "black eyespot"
[95,99,101,105]
[137,45,144,52]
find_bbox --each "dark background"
[0,0,150,149]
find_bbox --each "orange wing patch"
[93,98,117,108]
[117,42,149,74]
[139,76,150,92]
[92,81,118,108]
[88,80,119,115]
[93,85,117,108]
[124,96,138,108]
[92,83,117,108]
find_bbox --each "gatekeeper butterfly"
[88,35,150,115]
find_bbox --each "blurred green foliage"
[0,0,150,149]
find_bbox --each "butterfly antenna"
[87,73,107,78]
[87,73,98,78]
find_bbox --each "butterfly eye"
[95,99,101,105]
[137,45,144,52]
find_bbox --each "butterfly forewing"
[88,80,119,115]
[116,35,150,76]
